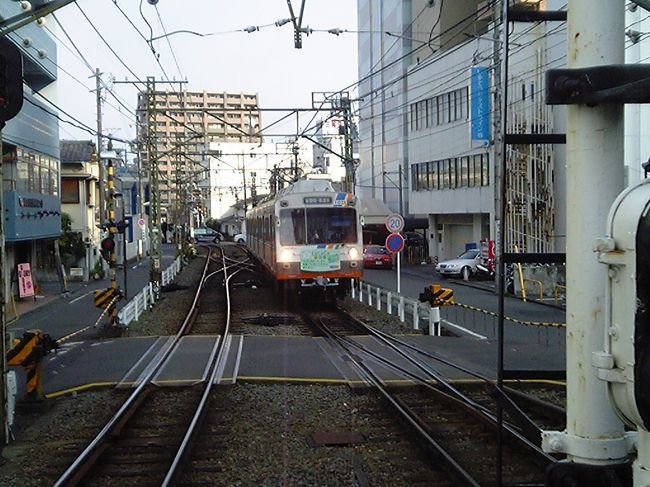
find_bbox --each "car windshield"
[366,247,388,255]
[458,249,480,259]
[280,208,357,245]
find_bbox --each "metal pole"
[397,251,401,294]
[563,0,627,465]
[106,158,118,327]
[496,2,508,484]
[0,132,7,445]
[122,220,127,300]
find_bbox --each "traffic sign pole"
[397,252,401,294]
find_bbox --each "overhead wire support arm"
[286,0,308,48]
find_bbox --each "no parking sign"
[385,233,405,254]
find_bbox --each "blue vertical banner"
[470,66,490,146]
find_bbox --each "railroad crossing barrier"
[118,256,183,327]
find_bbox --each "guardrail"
[118,256,183,326]
[351,280,443,335]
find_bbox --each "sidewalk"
[7,244,177,326]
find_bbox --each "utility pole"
[492,4,503,292]
[341,93,355,194]
[95,68,105,226]
[145,76,162,299]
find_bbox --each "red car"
[363,246,393,269]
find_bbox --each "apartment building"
[136,90,262,219]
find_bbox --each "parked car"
[194,227,223,243]
[234,233,246,244]
[363,245,393,270]
[435,249,481,278]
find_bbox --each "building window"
[460,156,469,187]
[481,153,490,186]
[61,178,79,203]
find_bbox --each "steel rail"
[306,309,555,485]
[339,308,560,451]
[304,313,482,487]
[160,243,244,486]
[53,248,217,487]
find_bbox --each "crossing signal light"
[0,38,24,128]
[100,237,115,262]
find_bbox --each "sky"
[50,0,359,148]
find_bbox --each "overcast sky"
[51,0,359,147]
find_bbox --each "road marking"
[69,290,94,304]
[441,319,487,340]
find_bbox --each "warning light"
[100,237,115,262]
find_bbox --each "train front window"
[280,208,357,245]
[280,209,307,245]
[306,208,357,244]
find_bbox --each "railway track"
[52,245,251,487]
[303,306,559,486]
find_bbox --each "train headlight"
[280,249,291,262]
[348,247,360,259]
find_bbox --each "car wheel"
[461,266,471,281]
[237,238,245,243]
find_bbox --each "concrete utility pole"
[557,0,628,466]
[106,156,118,326]
[95,68,105,226]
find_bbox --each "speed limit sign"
[385,213,405,233]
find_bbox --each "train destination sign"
[303,196,332,205]
[300,249,341,272]
[385,213,404,233]
[385,233,405,254]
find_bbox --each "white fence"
[118,257,183,326]
[351,280,442,335]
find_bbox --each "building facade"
[60,140,100,280]
[356,0,412,214]
[1,1,61,289]
[136,89,262,220]
[357,0,570,262]
[201,141,314,234]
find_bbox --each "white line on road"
[442,319,487,340]
[69,290,94,304]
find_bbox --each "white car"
[435,249,481,279]
[234,233,246,244]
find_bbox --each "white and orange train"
[245,178,364,297]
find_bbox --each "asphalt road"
[8,244,177,341]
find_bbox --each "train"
[245,177,364,298]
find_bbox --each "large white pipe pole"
[566,0,626,464]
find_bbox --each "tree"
[58,213,85,261]
[205,217,220,231]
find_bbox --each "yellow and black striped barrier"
[452,301,566,328]
[6,330,58,401]
[94,287,119,310]
[419,284,454,307]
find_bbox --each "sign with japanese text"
[471,66,490,146]
[300,248,341,272]
[17,262,34,298]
